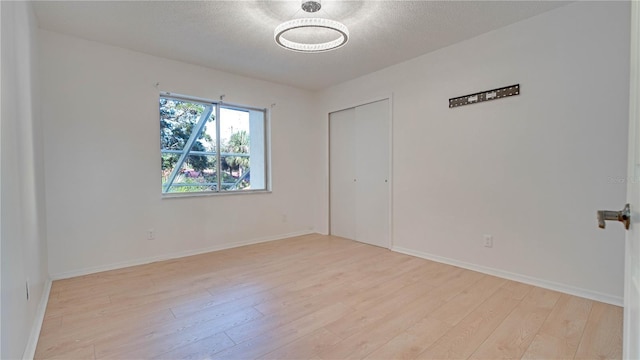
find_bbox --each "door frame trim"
[624,1,640,358]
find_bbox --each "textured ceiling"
[32,1,571,91]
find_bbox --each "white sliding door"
[330,99,390,248]
[330,107,357,240]
[355,100,390,248]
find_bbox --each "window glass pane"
[220,107,256,190]
[164,155,217,193]
[160,96,217,194]
[160,98,215,151]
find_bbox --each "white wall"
[39,30,321,277]
[1,1,49,359]
[318,1,630,303]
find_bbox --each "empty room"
[2,0,639,359]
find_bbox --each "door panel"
[355,99,390,248]
[329,108,357,240]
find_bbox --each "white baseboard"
[51,230,315,280]
[22,279,52,360]
[392,246,623,307]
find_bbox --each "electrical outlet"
[282,214,287,223]
[147,229,155,240]
[483,234,493,248]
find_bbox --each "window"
[160,94,268,195]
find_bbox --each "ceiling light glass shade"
[274,18,349,53]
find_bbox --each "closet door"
[330,99,390,248]
[355,99,390,248]
[329,107,357,240]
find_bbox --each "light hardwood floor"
[35,234,623,359]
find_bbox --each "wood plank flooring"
[35,234,623,359]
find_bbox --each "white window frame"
[160,92,270,197]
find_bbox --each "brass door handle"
[597,203,630,230]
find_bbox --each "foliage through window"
[160,94,267,194]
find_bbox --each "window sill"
[161,189,272,199]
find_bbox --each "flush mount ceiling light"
[274,0,349,53]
